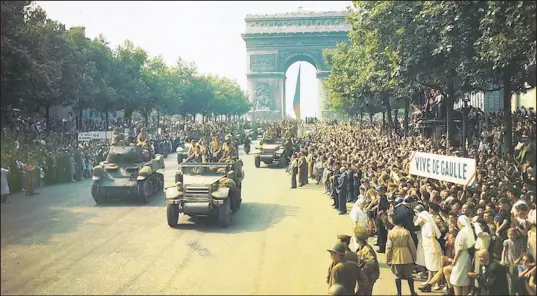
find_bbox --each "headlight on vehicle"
[276,148,285,155]
[211,183,219,192]
[165,186,183,199]
[176,181,184,191]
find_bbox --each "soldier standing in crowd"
[290,153,298,189]
[394,196,419,247]
[337,234,358,262]
[307,148,314,179]
[298,151,308,186]
[354,226,380,295]
[331,162,341,210]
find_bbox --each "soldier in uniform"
[23,155,38,196]
[327,242,369,295]
[110,128,126,146]
[290,153,298,189]
[307,149,314,179]
[136,127,150,149]
[209,135,221,162]
[354,226,380,295]
[297,152,308,186]
[219,136,238,161]
[337,234,358,262]
[185,145,204,163]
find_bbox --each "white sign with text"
[77,131,114,141]
[408,151,476,186]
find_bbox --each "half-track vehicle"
[253,138,290,168]
[91,145,165,204]
[166,160,244,228]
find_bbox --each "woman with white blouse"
[450,215,476,296]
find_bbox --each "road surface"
[1,149,431,295]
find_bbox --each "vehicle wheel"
[218,198,231,228]
[166,204,179,227]
[279,155,288,168]
[254,156,260,168]
[156,174,164,192]
[91,181,106,204]
[137,180,152,203]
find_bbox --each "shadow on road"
[92,194,166,208]
[1,207,98,247]
[172,202,299,234]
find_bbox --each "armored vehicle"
[254,138,289,168]
[166,160,244,228]
[91,145,165,204]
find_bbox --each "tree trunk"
[445,78,455,147]
[503,72,513,156]
[369,112,373,125]
[404,97,410,136]
[77,107,83,131]
[143,113,149,127]
[383,95,394,137]
[359,109,363,127]
[45,107,50,128]
[105,109,109,131]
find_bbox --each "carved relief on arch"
[253,83,274,111]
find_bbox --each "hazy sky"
[36,1,351,118]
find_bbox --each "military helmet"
[328,284,350,296]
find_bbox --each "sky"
[36,1,351,118]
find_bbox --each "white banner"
[408,151,477,186]
[78,131,114,141]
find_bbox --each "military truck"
[253,138,289,168]
[165,160,244,228]
[91,145,165,204]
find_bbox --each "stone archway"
[242,10,350,120]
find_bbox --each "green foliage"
[0,1,250,121]
[325,1,535,144]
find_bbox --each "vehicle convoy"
[166,160,244,228]
[254,138,290,168]
[91,145,165,204]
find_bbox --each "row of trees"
[1,1,250,128]
[324,1,536,154]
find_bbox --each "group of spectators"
[284,108,535,296]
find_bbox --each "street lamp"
[461,98,471,157]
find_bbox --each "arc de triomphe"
[242,10,350,120]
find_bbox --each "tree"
[474,1,537,155]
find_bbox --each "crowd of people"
[285,108,535,296]
[0,112,273,203]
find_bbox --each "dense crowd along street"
[2,1,537,295]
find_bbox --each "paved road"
[1,149,430,295]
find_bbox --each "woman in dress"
[416,209,443,292]
[450,215,476,296]
[350,197,369,250]
[414,205,427,279]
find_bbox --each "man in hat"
[337,234,358,262]
[326,242,367,295]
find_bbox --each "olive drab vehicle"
[165,160,244,228]
[253,138,290,168]
[91,145,165,204]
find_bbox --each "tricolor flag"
[293,64,301,120]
